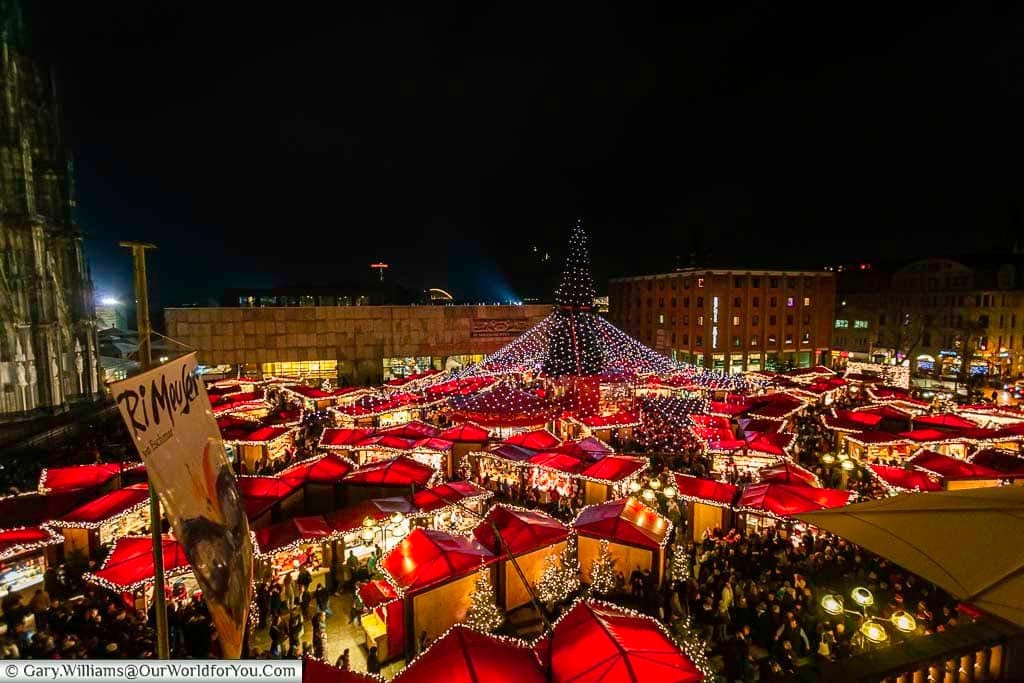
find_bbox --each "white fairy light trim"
[0,526,63,561]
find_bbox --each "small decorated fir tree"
[589,539,616,595]
[464,566,504,632]
[670,546,690,582]
[536,535,581,605]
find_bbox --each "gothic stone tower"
[0,2,102,418]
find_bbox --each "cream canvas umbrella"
[796,485,1024,626]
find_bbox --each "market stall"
[278,453,355,513]
[319,427,374,460]
[47,483,151,559]
[533,600,704,683]
[734,481,851,536]
[868,465,942,493]
[843,431,913,463]
[438,422,492,474]
[572,409,640,445]
[342,456,437,505]
[282,383,369,411]
[236,476,304,529]
[326,498,415,572]
[253,514,336,590]
[970,448,1024,480]
[378,528,497,657]
[0,526,62,600]
[302,657,382,683]
[83,535,194,611]
[394,624,545,683]
[411,482,491,533]
[577,455,648,505]
[221,424,295,474]
[358,579,404,664]
[332,393,426,429]
[908,450,1005,490]
[352,435,455,479]
[672,474,739,542]
[472,505,570,610]
[572,497,670,587]
[447,383,560,439]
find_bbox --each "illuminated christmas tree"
[536,535,581,605]
[464,566,504,632]
[543,220,604,377]
[670,546,690,582]
[589,539,616,595]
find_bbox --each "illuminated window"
[697,315,704,326]
[786,297,795,308]
[854,320,869,329]
[835,320,849,328]
[785,334,794,346]
[750,336,758,347]
[732,335,741,348]
[697,277,705,288]
[803,297,811,306]
[768,334,777,345]
[802,332,810,344]
[658,314,664,324]
[732,315,741,326]
[261,360,338,380]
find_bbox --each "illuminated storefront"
[260,360,338,381]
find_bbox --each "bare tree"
[875,309,926,365]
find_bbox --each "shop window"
[835,320,849,328]
[239,296,255,307]
[356,296,370,305]
[259,296,277,306]
[658,314,664,324]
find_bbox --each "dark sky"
[27,2,1024,307]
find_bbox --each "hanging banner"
[110,352,252,658]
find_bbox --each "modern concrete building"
[608,268,836,373]
[164,304,550,384]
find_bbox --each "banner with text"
[110,352,253,658]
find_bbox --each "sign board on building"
[470,319,536,338]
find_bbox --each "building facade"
[831,257,1024,378]
[0,12,102,419]
[164,304,550,384]
[608,269,836,373]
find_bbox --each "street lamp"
[821,586,913,648]
[662,485,677,500]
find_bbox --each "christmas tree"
[536,536,581,605]
[464,566,504,632]
[543,220,604,377]
[670,546,690,582]
[589,539,616,595]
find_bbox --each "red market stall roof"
[380,528,496,594]
[283,384,366,400]
[579,456,648,483]
[747,393,806,420]
[439,422,492,443]
[845,430,911,446]
[473,505,570,557]
[320,428,374,449]
[866,385,912,398]
[487,444,540,463]
[449,384,560,426]
[359,579,399,609]
[303,658,381,683]
[85,535,190,591]
[254,515,336,556]
[386,369,442,387]
[914,414,981,430]
[572,497,670,550]
[672,474,739,507]
[412,481,491,513]
[344,456,436,488]
[396,625,545,683]
[556,437,613,461]
[354,435,453,454]
[262,408,302,427]
[217,415,257,431]
[690,414,732,430]
[578,410,641,429]
[745,432,793,457]
[970,449,1024,476]
[736,418,784,435]
[528,452,589,475]
[898,428,971,443]
[39,463,140,494]
[50,483,150,528]
[236,476,301,500]
[759,461,819,487]
[278,453,355,486]
[221,425,291,444]
[503,429,561,451]
[869,465,942,493]
[786,365,836,378]
[378,420,442,440]
[909,451,1003,480]
[708,400,752,417]
[736,482,851,518]
[535,600,702,683]
[210,392,264,414]
[336,392,424,418]
[423,376,497,399]
[853,405,915,420]
[0,526,62,561]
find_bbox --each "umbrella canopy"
[381,528,496,594]
[535,600,702,683]
[796,486,1024,626]
[736,482,851,517]
[395,625,544,683]
[572,498,670,550]
[85,535,190,591]
[473,504,570,556]
[344,456,436,487]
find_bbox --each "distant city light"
[100,297,120,306]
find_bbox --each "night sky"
[27,2,1024,308]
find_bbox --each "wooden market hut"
[277,453,355,513]
[342,456,436,505]
[577,455,648,505]
[908,450,1005,490]
[868,464,943,493]
[378,528,498,657]
[393,624,545,683]
[302,657,382,683]
[253,514,337,590]
[221,424,295,474]
[573,409,640,444]
[318,427,374,460]
[0,526,63,600]
[970,448,1024,481]
[734,482,851,535]
[236,476,304,529]
[438,422,492,473]
[572,497,670,587]
[672,474,739,542]
[533,600,703,683]
[411,481,492,531]
[472,504,570,610]
[47,483,151,559]
[83,535,192,610]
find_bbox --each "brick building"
[608,269,836,373]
